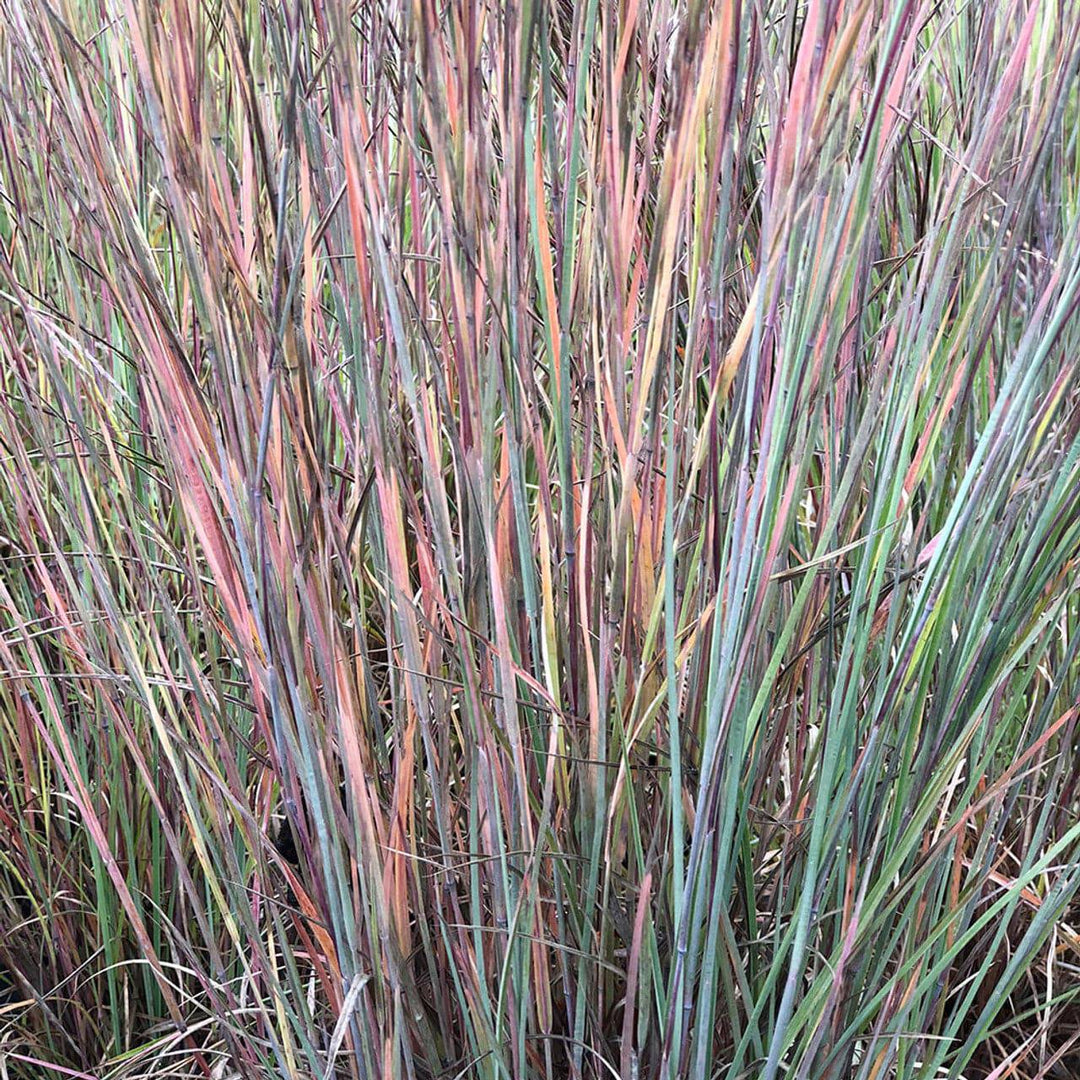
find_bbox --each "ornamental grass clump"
[2,1,1080,1078]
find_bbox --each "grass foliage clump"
[3,0,1080,1077]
